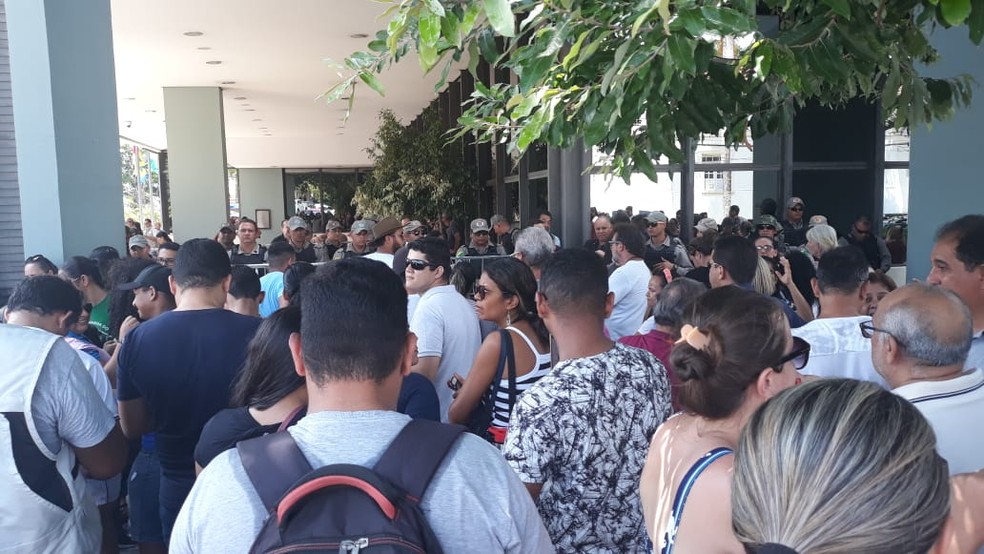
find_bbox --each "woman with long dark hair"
[447,257,550,444]
[195,306,306,471]
[61,255,113,343]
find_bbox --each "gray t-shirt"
[170,410,554,553]
[31,336,117,455]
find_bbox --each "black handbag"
[466,329,517,443]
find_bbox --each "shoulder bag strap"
[237,431,313,512]
[276,405,306,432]
[373,420,465,502]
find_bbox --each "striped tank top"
[491,326,552,428]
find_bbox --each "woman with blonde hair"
[640,286,807,553]
[732,379,950,554]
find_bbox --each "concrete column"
[909,29,984,280]
[6,0,124,262]
[163,87,228,241]
[238,168,285,240]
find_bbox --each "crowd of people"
[0,202,981,554]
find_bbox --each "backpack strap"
[373,420,465,502]
[237,431,313,512]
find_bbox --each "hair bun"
[671,343,715,383]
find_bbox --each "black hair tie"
[757,543,799,554]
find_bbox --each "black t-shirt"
[117,309,261,477]
[683,266,711,288]
[195,407,280,468]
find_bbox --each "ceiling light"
[234,96,247,101]
[245,108,256,112]
[336,132,344,136]
[197,47,212,51]
[349,33,369,39]
[205,60,222,65]
[145,109,156,113]
[123,97,136,101]
[252,118,263,122]
[220,81,236,85]
[183,31,204,37]
[340,96,351,100]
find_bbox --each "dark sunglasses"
[775,336,811,371]
[473,231,489,236]
[789,206,804,212]
[853,225,870,236]
[757,225,777,231]
[405,258,438,271]
[647,222,663,228]
[473,284,513,301]
[407,230,425,236]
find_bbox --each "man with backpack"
[170,258,552,553]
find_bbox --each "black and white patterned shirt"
[503,342,671,553]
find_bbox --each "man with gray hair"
[489,214,515,254]
[513,226,554,280]
[619,278,705,411]
[870,283,983,475]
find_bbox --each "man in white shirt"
[405,237,481,420]
[171,257,551,553]
[606,223,652,340]
[927,214,984,371]
[871,283,984,475]
[364,216,405,269]
[792,246,885,386]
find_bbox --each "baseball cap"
[325,220,342,230]
[287,216,308,231]
[403,220,424,233]
[755,214,780,228]
[118,264,172,292]
[695,218,718,233]
[809,215,828,227]
[787,197,805,208]
[128,235,151,250]
[470,218,490,233]
[373,216,402,238]
[645,211,668,224]
[351,219,374,234]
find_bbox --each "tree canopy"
[327,0,981,182]
[354,107,476,219]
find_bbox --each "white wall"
[238,168,285,240]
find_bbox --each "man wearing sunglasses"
[405,237,481,420]
[792,246,886,387]
[869,283,983,476]
[837,215,891,272]
[780,197,808,247]
[456,218,503,257]
[643,211,691,276]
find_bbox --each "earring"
[506,311,512,327]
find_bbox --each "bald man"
[871,283,983,475]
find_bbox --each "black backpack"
[237,419,465,553]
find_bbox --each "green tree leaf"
[941,0,973,24]
[968,0,984,42]
[483,0,515,38]
[419,13,441,46]
[822,0,852,19]
[359,72,386,96]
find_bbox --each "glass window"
[884,168,909,216]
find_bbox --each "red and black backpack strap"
[238,431,312,512]
[372,420,465,502]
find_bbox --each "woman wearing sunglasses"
[447,257,550,445]
[639,286,809,554]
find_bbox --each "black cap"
[118,264,172,292]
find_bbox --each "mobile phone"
[447,375,462,391]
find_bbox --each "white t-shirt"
[606,259,651,340]
[364,252,395,269]
[170,410,553,554]
[894,369,984,476]
[410,285,481,420]
[791,315,887,388]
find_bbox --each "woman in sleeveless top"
[448,257,550,440]
[639,287,807,553]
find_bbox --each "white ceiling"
[111,0,449,168]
